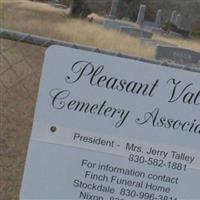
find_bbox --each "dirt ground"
[0,39,45,199]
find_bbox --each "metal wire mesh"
[0,28,199,199]
[0,38,46,200]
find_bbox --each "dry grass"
[1,0,200,59]
[0,0,151,59]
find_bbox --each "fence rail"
[1,28,199,73]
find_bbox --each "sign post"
[20,45,200,199]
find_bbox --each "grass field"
[1,0,200,60]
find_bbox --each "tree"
[70,0,90,17]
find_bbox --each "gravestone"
[140,38,177,47]
[109,0,119,19]
[170,10,177,24]
[169,31,183,38]
[152,27,165,35]
[48,0,67,9]
[142,21,158,32]
[155,9,162,27]
[122,17,131,22]
[48,0,64,4]
[156,45,200,65]
[136,4,146,25]
[175,14,181,28]
[104,19,135,30]
[120,26,153,38]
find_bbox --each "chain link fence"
[0,30,47,200]
[0,28,199,199]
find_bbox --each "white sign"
[20,45,200,200]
